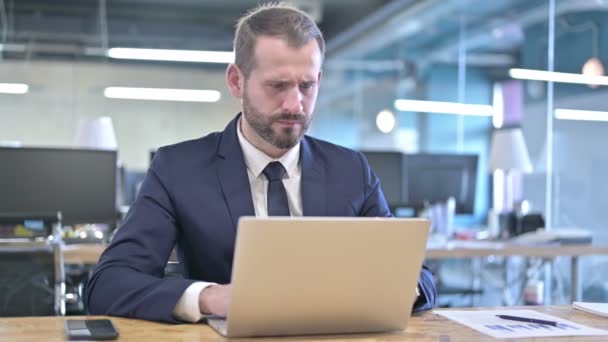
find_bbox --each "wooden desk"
[63,242,608,302]
[65,242,608,265]
[62,244,179,265]
[63,244,106,264]
[1,306,605,341]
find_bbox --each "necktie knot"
[263,161,287,182]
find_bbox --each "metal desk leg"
[502,257,510,306]
[543,258,553,305]
[472,257,482,306]
[571,256,582,302]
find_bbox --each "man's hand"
[199,284,232,317]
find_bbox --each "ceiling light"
[0,83,29,94]
[554,108,608,122]
[492,28,504,39]
[104,87,221,102]
[376,109,397,133]
[107,48,234,64]
[509,68,608,87]
[0,43,26,53]
[394,99,493,116]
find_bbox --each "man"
[86,2,436,323]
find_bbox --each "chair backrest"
[0,212,65,316]
[0,240,65,316]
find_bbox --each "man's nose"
[282,87,303,114]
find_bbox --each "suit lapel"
[216,114,255,231]
[300,137,327,216]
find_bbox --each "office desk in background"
[426,241,608,303]
[65,241,608,263]
[63,242,608,303]
[63,244,105,264]
[63,244,179,264]
[0,306,606,341]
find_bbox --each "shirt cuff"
[173,281,217,322]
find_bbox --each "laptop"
[206,216,430,338]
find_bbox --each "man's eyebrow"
[262,79,316,85]
[263,80,289,85]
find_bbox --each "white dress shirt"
[173,118,303,322]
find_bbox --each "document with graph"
[573,302,608,317]
[433,309,608,339]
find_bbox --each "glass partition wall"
[316,0,608,306]
[520,0,608,303]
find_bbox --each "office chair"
[0,213,66,316]
[0,241,65,316]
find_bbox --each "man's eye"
[300,83,314,90]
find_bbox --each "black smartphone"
[65,319,119,340]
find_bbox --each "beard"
[242,88,311,150]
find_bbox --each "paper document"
[433,309,608,339]
[573,302,608,318]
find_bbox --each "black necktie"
[263,161,290,216]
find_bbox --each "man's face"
[241,36,322,150]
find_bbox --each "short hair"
[233,2,325,78]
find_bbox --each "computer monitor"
[360,151,478,214]
[360,151,406,208]
[0,147,117,225]
[404,154,478,214]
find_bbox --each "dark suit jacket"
[86,114,436,322]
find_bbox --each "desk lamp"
[488,127,533,237]
[73,117,120,241]
[74,117,118,150]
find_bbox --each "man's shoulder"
[154,132,221,163]
[303,135,364,162]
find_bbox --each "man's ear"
[317,69,323,88]
[226,64,244,98]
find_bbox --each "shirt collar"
[236,117,300,179]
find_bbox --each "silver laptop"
[207,216,430,338]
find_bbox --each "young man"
[86,2,436,323]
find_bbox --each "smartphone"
[65,319,119,340]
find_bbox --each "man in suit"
[86,2,436,323]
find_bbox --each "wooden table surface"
[1,306,606,341]
[62,244,106,264]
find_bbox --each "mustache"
[271,113,306,122]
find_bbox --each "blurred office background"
[1,0,608,313]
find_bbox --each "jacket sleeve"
[357,152,437,312]
[356,152,393,218]
[413,265,437,312]
[85,149,196,323]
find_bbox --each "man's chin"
[271,134,302,150]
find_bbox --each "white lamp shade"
[74,117,118,150]
[488,128,533,173]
